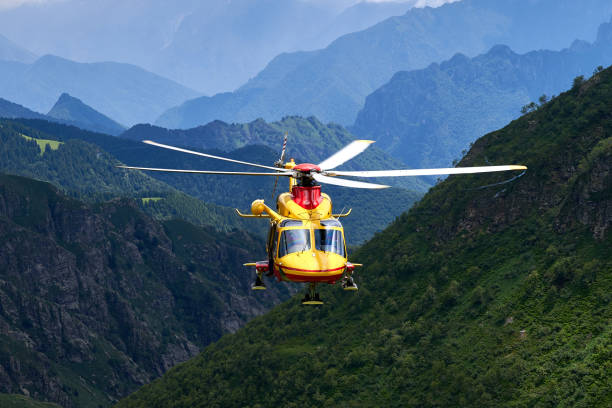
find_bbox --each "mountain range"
[117,57,612,408]
[0,32,36,63]
[0,0,417,94]
[352,18,612,168]
[0,94,125,136]
[155,0,612,129]
[0,55,198,126]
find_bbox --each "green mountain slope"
[47,92,125,136]
[122,118,427,244]
[0,394,61,408]
[117,64,612,407]
[122,115,428,191]
[0,97,48,120]
[0,174,293,407]
[1,117,422,244]
[352,19,612,168]
[155,0,612,128]
[0,118,258,234]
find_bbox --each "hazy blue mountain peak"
[352,20,612,169]
[0,32,36,63]
[155,0,612,129]
[0,54,199,126]
[596,17,612,43]
[487,44,515,56]
[441,52,471,68]
[47,92,126,136]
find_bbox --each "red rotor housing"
[292,185,323,209]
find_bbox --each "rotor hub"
[293,163,321,173]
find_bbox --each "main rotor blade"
[327,165,527,177]
[117,165,295,176]
[318,140,375,170]
[143,140,282,172]
[313,173,389,189]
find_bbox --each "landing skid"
[342,276,358,291]
[246,261,269,291]
[302,282,323,305]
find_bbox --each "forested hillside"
[122,116,427,190]
[0,119,254,234]
[352,19,612,168]
[0,174,293,407]
[118,59,611,408]
[0,97,47,121]
[122,116,428,243]
[1,117,423,244]
[0,394,61,408]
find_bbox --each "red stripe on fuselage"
[275,264,345,273]
[283,273,341,283]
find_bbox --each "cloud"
[314,0,460,7]
[0,0,461,13]
[413,0,461,7]
[0,0,64,11]
[365,0,460,5]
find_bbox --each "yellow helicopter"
[119,136,526,305]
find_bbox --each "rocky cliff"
[0,174,292,407]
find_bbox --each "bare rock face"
[560,139,611,239]
[0,174,294,407]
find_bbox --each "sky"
[0,0,460,11]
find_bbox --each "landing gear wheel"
[342,276,358,291]
[302,282,323,305]
[252,274,266,290]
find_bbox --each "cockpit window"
[280,220,303,227]
[278,229,310,257]
[320,219,342,228]
[315,229,345,256]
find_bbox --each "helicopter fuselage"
[251,183,350,284]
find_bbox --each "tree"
[520,102,538,115]
[572,75,585,90]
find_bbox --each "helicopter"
[118,136,526,305]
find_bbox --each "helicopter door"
[268,224,279,258]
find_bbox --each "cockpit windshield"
[315,229,345,256]
[278,229,310,257]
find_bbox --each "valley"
[0,1,610,407]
